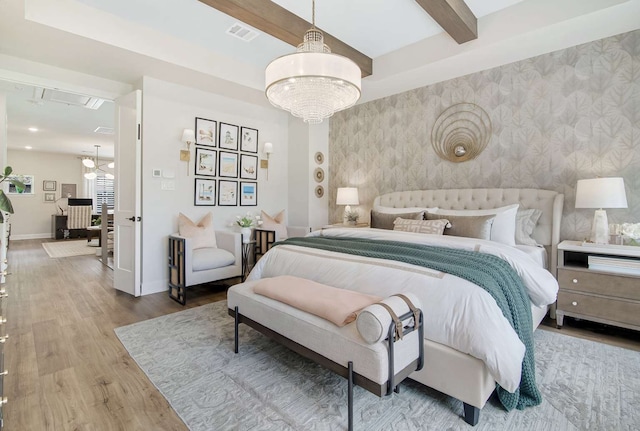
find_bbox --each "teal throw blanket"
[274,236,542,411]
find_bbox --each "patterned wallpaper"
[329,30,640,240]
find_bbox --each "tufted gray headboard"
[373,188,564,274]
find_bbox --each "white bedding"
[247,228,558,393]
[514,245,548,269]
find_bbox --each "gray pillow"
[426,213,495,240]
[370,210,424,230]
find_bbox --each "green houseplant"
[0,166,25,223]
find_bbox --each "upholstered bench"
[227,279,424,431]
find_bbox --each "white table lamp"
[575,177,627,244]
[336,187,359,223]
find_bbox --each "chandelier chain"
[312,0,315,28]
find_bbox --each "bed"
[244,188,563,425]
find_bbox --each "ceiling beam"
[415,0,477,44]
[198,0,373,77]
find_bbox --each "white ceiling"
[0,0,639,157]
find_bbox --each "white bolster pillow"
[356,293,422,345]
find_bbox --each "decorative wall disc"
[314,151,324,165]
[431,103,491,163]
[313,167,325,183]
[315,185,324,198]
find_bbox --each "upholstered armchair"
[168,229,242,305]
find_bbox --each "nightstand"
[241,240,256,282]
[556,240,640,331]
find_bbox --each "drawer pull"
[572,279,578,284]
[0,370,7,377]
[0,397,7,406]
[572,301,578,306]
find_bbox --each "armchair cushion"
[178,212,217,249]
[261,210,288,240]
[192,247,235,272]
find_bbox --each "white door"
[113,90,142,296]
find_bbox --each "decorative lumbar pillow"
[370,210,424,230]
[426,213,495,240]
[178,212,217,249]
[393,218,450,235]
[427,204,518,245]
[261,210,288,240]
[356,293,422,344]
[515,208,542,246]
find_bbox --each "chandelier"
[265,0,361,124]
[83,144,115,180]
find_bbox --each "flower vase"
[241,227,252,243]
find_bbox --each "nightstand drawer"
[557,268,640,300]
[557,291,640,327]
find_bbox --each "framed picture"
[61,183,77,198]
[218,151,238,178]
[219,122,239,150]
[239,154,258,180]
[195,148,217,176]
[6,174,34,194]
[194,178,216,206]
[44,192,56,202]
[240,182,257,206]
[195,117,217,147]
[218,180,237,206]
[43,180,57,191]
[240,126,258,153]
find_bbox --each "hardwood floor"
[4,239,230,430]
[3,239,639,429]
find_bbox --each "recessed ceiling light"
[25,146,32,150]
[28,127,38,132]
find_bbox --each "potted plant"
[0,166,25,223]
[236,213,255,243]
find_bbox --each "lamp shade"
[575,177,628,209]
[263,142,273,154]
[181,129,195,144]
[336,187,359,206]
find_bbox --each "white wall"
[6,149,84,239]
[287,119,329,231]
[140,77,290,295]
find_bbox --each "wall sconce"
[261,142,273,180]
[181,129,195,175]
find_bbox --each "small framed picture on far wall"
[240,182,257,206]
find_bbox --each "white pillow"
[428,204,519,246]
[515,208,542,246]
[178,212,217,249]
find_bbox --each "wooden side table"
[556,240,640,331]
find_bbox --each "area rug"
[115,301,640,431]
[42,240,96,258]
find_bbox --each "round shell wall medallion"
[314,151,324,165]
[313,167,325,183]
[431,103,491,163]
[315,185,324,198]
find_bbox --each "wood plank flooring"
[3,239,639,429]
[4,239,229,430]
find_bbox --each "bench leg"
[234,306,239,354]
[348,361,353,431]
[463,402,480,426]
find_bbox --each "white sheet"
[514,245,548,269]
[247,228,559,393]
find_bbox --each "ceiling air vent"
[32,87,105,110]
[94,126,114,135]
[226,23,259,42]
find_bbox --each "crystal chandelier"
[265,0,361,124]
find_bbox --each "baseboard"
[141,279,168,296]
[11,233,52,240]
